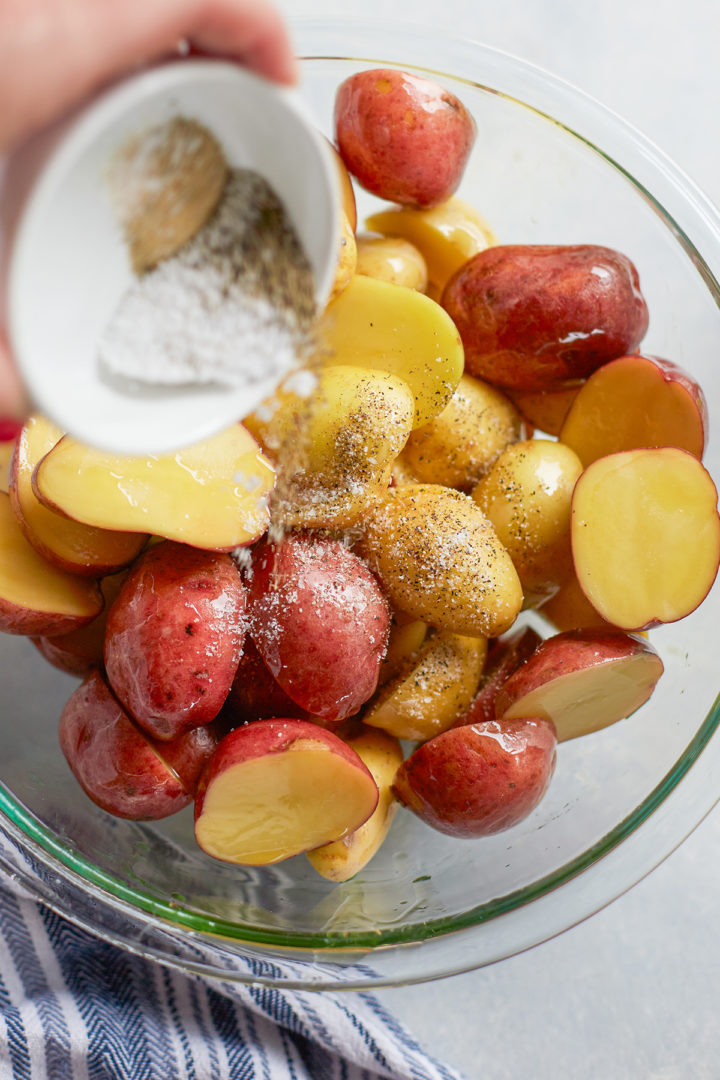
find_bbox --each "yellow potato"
[315,275,464,428]
[0,440,15,495]
[472,439,583,603]
[389,454,418,488]
[355,235,428,291]
[359,484,523,637]
[327,139,357,231]
[328,211,357,302]
[366,196,496,292]
[378,616,428,686]
[306,727,403,882]
[402,374,523,490]
[246,365,414,530]
[365,630,486,740]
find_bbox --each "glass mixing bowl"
[1,19,719,990]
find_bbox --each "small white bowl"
[4,60,340,455]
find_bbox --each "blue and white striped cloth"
[0,830,466,1080]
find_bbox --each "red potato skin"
[393,718,557,837]
[59,671,191,819]
[194,718,378,822]
[453,626,542,728]
[222,637,307,725]
[0,593,102,637]
[31,570,129,677]
[150,722,220,796]
[104,542,246,741]
[334,68,476,208]
[494,629,662,719]
[32,633,98,678]
[247,534,391,721]
[441,245,649,391]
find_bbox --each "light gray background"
[282,2,720,1078]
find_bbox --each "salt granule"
[98,168,316,388]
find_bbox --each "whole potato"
[472,439,583,603]
[358,484,523,638]
[104,542,246,740]
[355,235,428,292]
[393,717,557,837]
[334,69,476,208]
[441,245,649,391]
[248,533,390,721]
[59,670,192,820]
[402,374,523,490]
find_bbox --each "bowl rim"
[2,18,720,983]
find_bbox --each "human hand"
[0,0,297,417]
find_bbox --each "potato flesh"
[34,425,274,550]
[316,275,464,428]
[13,415,146,572]
[500,653,663,740]
[0,441,13,494]
[356,235,428,291]
[365,196,495,290]
[365,631,486,740]
[473,439,583,598]
[195,746,376,865]
[560,355,706,465]
[0,494,102,619]
[572,449,720,628]
[306,729,403,882]
[403,374,522,489]
[359,484,523,638]
[247,365,414,529]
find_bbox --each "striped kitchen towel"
[0,830,466,1080]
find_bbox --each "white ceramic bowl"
[3,60,340,455]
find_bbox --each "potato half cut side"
[11,415,147,575]
[33,424,275,551]
[194,720,379,865]
[571,448,720,629]
[316,275,464,428]
[0,492,102,635]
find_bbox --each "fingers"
[0,0,297,152]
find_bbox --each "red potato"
[494,629,664,741]
[538,571,611,633]
[393,717,557,837]
[441,245,649,391]
[248,534,390,721]
[104,542,246,740]
[59,671,192,819]
[222,637,307,725]
[454,625,542,727]
[0,492,103,636]
[32,570,128,678]
[571,448,720,629]
[194,719,379,865]
[507,382,583,437]
[559,353,708,466]
[151,722,220,796]
[334,68,476,208]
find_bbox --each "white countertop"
[282,1,720,1076]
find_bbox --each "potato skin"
[334,69,476,208]
[104,542,246,740]
[247,534,390,721]
[59,670,190,819]
[393,717,557,836]
[441,245,649,391]
[358,484,523,638]
[223,637,307,725]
